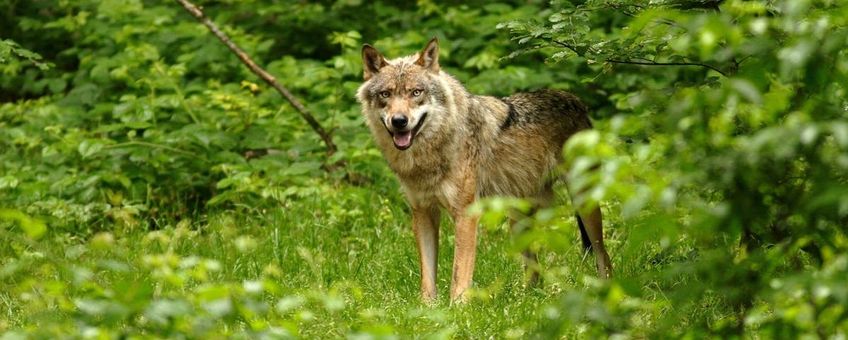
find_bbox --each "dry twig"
[175,0,338,156]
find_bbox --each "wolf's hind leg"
[510,208,542,288]
[413,205,441,303]
[565,178,613,278]
[576,206,612,278]
[521,248,541,287]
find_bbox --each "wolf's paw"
[449,295,469,305]
[421,294,439,306]
[449,288,471,305]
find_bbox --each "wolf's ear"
[415,37,440,73]
[362,44,388,80]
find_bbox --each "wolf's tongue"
[393,131,413,149]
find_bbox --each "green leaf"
[0,209,47,239]
[78,139,105,159]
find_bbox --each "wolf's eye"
[411,89,423,97]
[379,91,391,98]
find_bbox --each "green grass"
[0,180,664,338]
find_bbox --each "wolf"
[356,38,612,303]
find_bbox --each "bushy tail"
[576,215,592,252]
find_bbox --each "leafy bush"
[502,0,848,336]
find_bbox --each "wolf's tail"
[576,215,593,252]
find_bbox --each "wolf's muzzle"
[391,115,409,129]
[384,112,427,151]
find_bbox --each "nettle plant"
[499,0,848,336]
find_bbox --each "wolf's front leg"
[450,212,479,302]
[412,205,440,303]
[447,169,479,303]
[450,185,479,302]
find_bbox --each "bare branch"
[606,58,728,77]
[174,0,338,157]
[552,40,585,55]
[552,39,727,77]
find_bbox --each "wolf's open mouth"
[388,112,427,151]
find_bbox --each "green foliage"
[0,209,46,239]
[0,39,51,72]
[0,0,552,226]
[1,187,563,338]
[1,0,847,337]
[502,0,848,336]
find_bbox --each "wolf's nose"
[391,115,409,129]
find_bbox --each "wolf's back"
[501,89,592,140]
[475,89,591,197]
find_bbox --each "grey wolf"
[356,38,612,303]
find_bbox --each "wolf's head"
[356,38,453,151]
